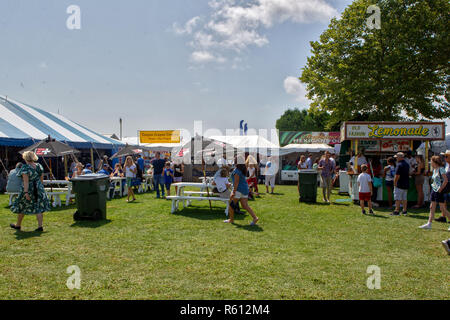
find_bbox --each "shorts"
[165,182,172,191]
[126,177,133,188]
[359,192,371,201]
[219,189,231,199]
[265,175,275,187]
[430,191,445,203]
[385,180,394,188]
[174,177,182,183]
[445,193,450,203]
[394,187,408,201]
[233,191,248,199]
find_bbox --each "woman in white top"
[297,155,308,170]
[124,156,137,202]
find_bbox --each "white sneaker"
[442,240,450,255]
[419,223,432,230]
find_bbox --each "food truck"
[340,121,446,203]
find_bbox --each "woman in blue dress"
[10,151,51,232]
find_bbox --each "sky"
[0,0,448,138]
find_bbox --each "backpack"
[438,169,450,194]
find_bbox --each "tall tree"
[276,108,331,131]
[300,0,449,129]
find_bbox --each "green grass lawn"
[0,185,448,300]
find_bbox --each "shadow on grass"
[70,219,112,228]
[365,214,389,219]
[302,202,331,206]
[174,206,245,221]
[14,230,44,240]
[233,223,264,232]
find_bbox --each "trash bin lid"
[71,173,109,181]
[298,169,317,173]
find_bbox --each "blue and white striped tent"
[0,95,124,150]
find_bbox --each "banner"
[380,140,410,152]
[279,132,340,146]
[139,130,181,144]
[341,122,445,141]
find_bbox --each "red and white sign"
[35,148,51,156]
[381,140,410,152]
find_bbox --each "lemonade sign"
[341,122,445,141]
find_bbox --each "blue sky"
[0,0,447,137]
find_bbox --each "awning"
[0,95,124,150]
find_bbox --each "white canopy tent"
[279,143,335,156]
[416,133,450,155]
[208,135,280,156]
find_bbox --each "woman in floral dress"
[10,151,51,232]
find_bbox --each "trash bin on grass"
[71,174,110,221]
[298,170,318,203]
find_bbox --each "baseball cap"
[394,152,405,158]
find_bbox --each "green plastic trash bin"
[298,170,318,203]
[71,174,110,221]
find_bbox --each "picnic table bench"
[167,182,229,216]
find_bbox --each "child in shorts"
[357,164,374,215]
[163,162,174,196]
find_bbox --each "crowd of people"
[3,147,450,253]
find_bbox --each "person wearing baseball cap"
[82,163,93,175]
[391,152,409,216]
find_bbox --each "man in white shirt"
[404,150,417,175]
[349,149,367,173]
[306,154,313,169]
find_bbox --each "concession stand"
[340,121,446,203]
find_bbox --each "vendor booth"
[340,121,446,203]
[278,143,336,182]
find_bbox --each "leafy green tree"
[300,0,449,129]
[276,108,331,131]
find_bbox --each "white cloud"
[190,51,226,64]
[173,16,201,35]
[174,0,337,66]
[284,76,310,103]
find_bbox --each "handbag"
[369,161,382,188]
[372,176,383,188]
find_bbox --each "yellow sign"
[341,122,445,141]
[139,130,181,144]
